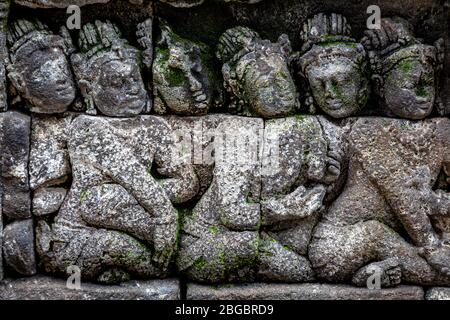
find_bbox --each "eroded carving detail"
[362,17,444,119]
[71,21,150,117]
[309,118,450,287]
[217,26,299,118]
[297,13,369,118]
[7,19,76,114]
[152,21,222,116]
[35,115,199,283]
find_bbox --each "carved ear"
[7,66,27,97]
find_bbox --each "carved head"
[298,13,369,118]
[153,21,222,115]
[71,20,149,117]
[7,19,76,113]
[363,17,442,120]
[217,26,299,118]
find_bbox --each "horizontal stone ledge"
[0,276,180,300]
[187,283,425,300]
[426,287,450,300]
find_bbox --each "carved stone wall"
[0,0,449,300]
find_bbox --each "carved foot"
[97,268,131,284]
[352,258,402,288]
[420,242,450,277]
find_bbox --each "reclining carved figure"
[309,117,450,287]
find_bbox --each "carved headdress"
[361,17,443,88]
[71,20,141,82]
[298,13,366,73]
[8,19,69,64]
[361,17,444,116]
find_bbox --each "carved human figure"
[150,21,222,116]
[177,115,346,283]
[309,117,450,287]
[297,13,369,118]
[216,27,299,118]
[71,20,150,117]
[35,115,199,283]
[7,19,76,113]
[259,116,348,280]
[362,17,444,119]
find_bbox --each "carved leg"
[309,220,449,286]
[79,184,159,245]
[257,233,315,282]
[178,229,259,283]
[38,224,163,282]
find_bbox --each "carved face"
[383,58,435,120]
[13,43,76,113]
[92,59,148,117]
[306,56,368,118]
[153,36,217,115]
[235,49,298,118]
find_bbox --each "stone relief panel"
[0,0,448,299]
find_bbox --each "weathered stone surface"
[260,116,348,260]
[362,17,443,119]
[0,111,31,220]
[3,219,36,276]
[0,276,180,300]
[297,13,369,118]
[36,115,198,283]
[7,19,76,114]
[0,201,3,280]
[159,0,263,8]
[164,114,234,201]
[187,283,424,300]
[426,287,450,300]
[153,21,222,116]
[30,113,74,190]
[71,21,150,117]
[178,116,263,283]
[177,115,345,283]
[32,188,67,217]
[217,26,299,118]
[309,117,450,287]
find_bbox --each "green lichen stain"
[398,59,413,74]
[416,85,428,98]
[193,256,207,270]
[208,226,219,234]
[80,190,89,203]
